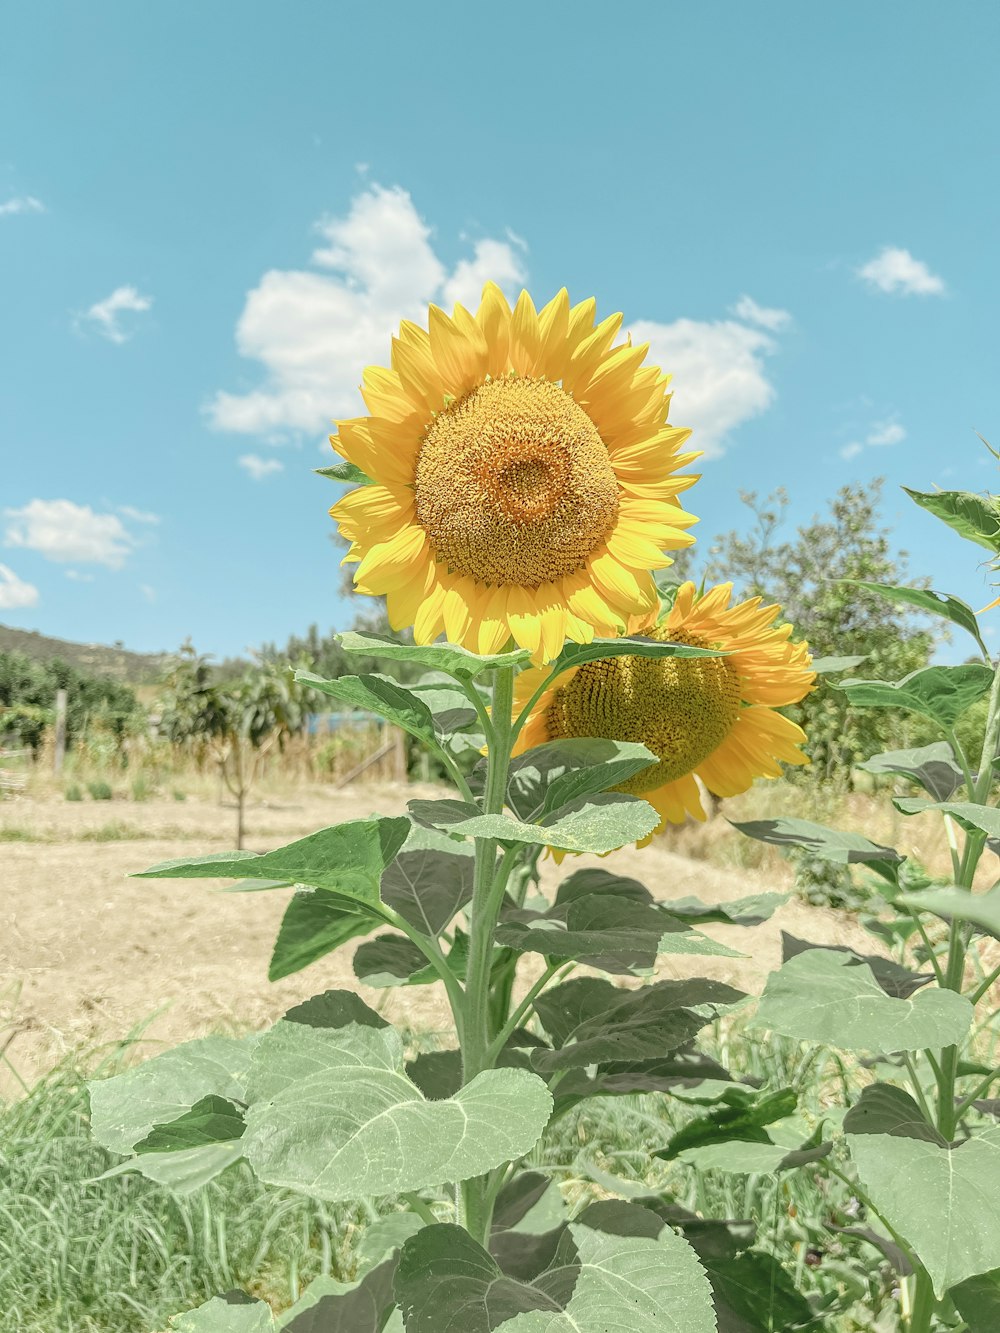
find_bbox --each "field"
[0,779,887,1095]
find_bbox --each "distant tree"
[158,644,312,847]
[700,480,937,783]
[0,650,143,753]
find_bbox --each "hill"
[0,623,170,685]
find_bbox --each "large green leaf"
[659,892,788,928]
[552,1048,732,1104]
[393,1203,717,1332]
[903,487,1000,555]
[409,793,659,854]
[753,948,972,1052]
[531,977,744,1074]
[496,894,741,972]
[169,1263,399,1332]
[780,932,933,1000]
[809,654,867,674]
[897,882,1000,940]
[242,1014,552,1201]
[336,631,531,678]
[353,930,468,988]
[841,580,989,657]
[89,1035,255,1194]
[295,671,438,744]
[848,1127,1000,1295]
[895,798,1000,841]
[836,663,994,729]
[859,742,964,802]
[269,889,377,982]
[950,1269,1000,1332]
[170,1295,275,1332]
[506,738,657,822]
[379,828,475,936]
[553,635,724,671]
[135,1094,246,1153]
[730,816,901,881]
[675,1122,831,1176]
[137,816,411,900]
[841,1083,946,1145]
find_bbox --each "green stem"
[902,1052,934,1123]
[460,663,517,1246]
[485,962,572,1066]
[402,1192,439,1225]
[909,1269,936,1333]
[969,961,1000,1006]
[953,1068,1000,1121]
[904,909,944,984]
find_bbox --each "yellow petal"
[355,525,428,594]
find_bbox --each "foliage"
[701,480,936,783]
[0,649,144,752]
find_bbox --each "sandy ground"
[0,785,878,1094]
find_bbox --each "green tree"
[702,479,937,783]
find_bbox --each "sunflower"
[330,285,699,662]
[515,582,816,832]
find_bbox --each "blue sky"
[1,2,998,662]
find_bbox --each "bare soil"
[0,785,878,1094]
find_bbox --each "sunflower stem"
[460,662,517,1245]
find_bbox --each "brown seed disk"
[414,375,620,589]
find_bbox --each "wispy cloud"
[4,499,142,568]
[0,564,39,610]
[81,285,153,343]
[117,505,160,525]
[239,454,284,480]
[65,569,95,583]
[858,246,945,297]
[139,583,157,603]
[208,184,527,440]
[841,417,907,461]
[731,295,792,332]
[0,195,45,218]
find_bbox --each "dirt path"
[0,786,877,1093]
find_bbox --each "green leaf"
[809,654,867,674]
[780,932,934,1000]
[409,793,659,854]
[531,977,745,1074]
[336,631,530,678]
[676,1132,831,1176]
[753,948,972,1052]
[295,671,438,745]
[352,932,467,988]
[554,867,653,907]
[553,635,725,672]
[380,829,474,936]
[506,738,657,822]
[89,1034,255,1193]
[904,487,1000,555]
[269,889,377,982]
[315,460,373,486]
[169,1265,400,1333]
[657,1088,798,1161]
[858,742,964,802]
[950,1268,1000,1332]
[836,663,994,729]
[393,1203,717,1332]
[551,1048,732,1104]
[897,883,1000,941]
[492,1171,559,1233]
[659,892,789,928]
[134,1094,245,1153]
[242,1017,552,1201]
[731,815,902,881]
[841,1083,947,1145]
[138,816,411,901]
[848,1126,1000,1296]
[841,580,990,656]
[356,1215,425,1274]
[496,894,742,972]
[895,798,1000,842]
[170,1295,275,1332]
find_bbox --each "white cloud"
[731,295,792,332]
[840,417,907,461]
[118,504,159,524]
[4,499,137,568]
[208,184,527,439]
[0,564,39,610]
[139,583,157,603]
[65,569,95,582]
[239,453,285,480]
[858,246,945,297]
[0,195,44,218]
[628,317,780,456]
[81,284,153,343]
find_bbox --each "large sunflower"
[330,285,699,661]
[515,582,816,831]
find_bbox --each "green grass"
[0,1019,903,1333]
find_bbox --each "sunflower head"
[330,285,700,662]
[515,582,816,835]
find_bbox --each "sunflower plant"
[87,290,1000,1332]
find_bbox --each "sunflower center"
[544,629,742,791]
[414,375,619,589]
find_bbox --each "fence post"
[53,688,68,774]
[393,727,407,783]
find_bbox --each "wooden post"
[393,727,408,783]
[53,688,68,774]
